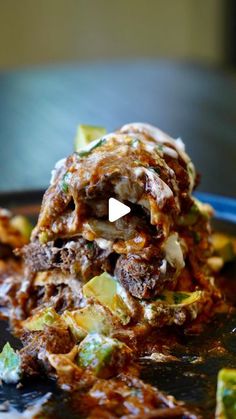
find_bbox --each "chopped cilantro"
[87,242,94,249]
[156,144,164,153]
[77,150,89,158]
[156,294,166,301]
[61,172,72,194]
[178,204,200,227]
[130,138,140,147]
[173,292,190,305]
[187,163,194,176]
[190,204,199,216]
[77,138,106,157]
[192,231,201,244]
[149,166,161,175]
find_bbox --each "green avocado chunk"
[83,272,131,325]
[74,124,107,152]
[216,368,236,418]
[62,304,112,341]
[23,307,61,331]
[10,215,33,240]
[0,342,21,384]
[77,333,131,378]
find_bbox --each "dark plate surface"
[0,190,236,418]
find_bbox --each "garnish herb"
[192,231,201,244]
[134,159,143,165]
[130,138,140,147]
[177,203,200,227]
[187,162,195,177]
[77,138,106,157]
[149,167,161,175]
[61,172,72,194]
[156,144,164,153]
[156,294,166,301]
[189,204,199,216]
[173,292,190,305]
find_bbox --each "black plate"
[0,190,236,418]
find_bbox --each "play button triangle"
[108,198,131,222]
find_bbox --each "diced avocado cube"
[74,125,107,151]
[10,215,33,240]
[62,310,86,341]
[83,272,117,306]
[83,272,131,325]
[62,304,112,341]
[216,368,236,418]
[212,233,235,263]
[0,342,21,384]
[77,333,131,378]
[23,307,61,331]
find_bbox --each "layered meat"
[16,123,217,328]
[20,237,112,280]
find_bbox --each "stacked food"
[0,123,223,417]
[17,123,218,326]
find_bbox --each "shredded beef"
[20,325,75,376]
[115,254,176,299]
[35,281,84,313]
[20,238,112,281]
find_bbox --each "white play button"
[108,198,131,222]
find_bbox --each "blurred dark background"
[0,0,235,196]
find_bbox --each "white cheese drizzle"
[163,233,185,273]
[50,157,66,185]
